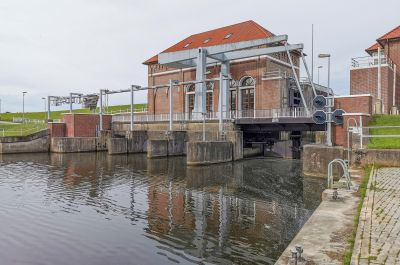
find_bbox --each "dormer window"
[224,33,233,39]
[203,38,211,44]
[183,43,191,48]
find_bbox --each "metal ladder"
[327,159,352,189]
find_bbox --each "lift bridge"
[113,35,330,142]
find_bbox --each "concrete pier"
[186,141,233,166]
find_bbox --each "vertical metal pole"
[169,80,173,131]
[360,116,363,149]
[326,57,332,146]
[378,47,382,101]
[99,89,103,131]
[218,72,223,133]
[69,93,73,113]
[130,86,134,131]
[22,93,25,122]
[393,64,397,107]
[47,96,51,120]
[312,24,314,82]
[301,51,317,97]
[284,43,309,115]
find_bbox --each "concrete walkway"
[352,167,400,265]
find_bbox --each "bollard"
[295,245,303,259]
[291,249,298,265]
[332,188,338,200]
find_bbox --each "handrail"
[327,159,352,190]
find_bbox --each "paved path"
[352,167,400,265]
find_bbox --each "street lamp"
[22,91,27,123]
[318,54,332,146]
[317,66,323,85]
[42,97,46,120]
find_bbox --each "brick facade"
[350,32,400,114]
[332,95,373,147]
[49,114,112,138]
[146,55,300,115]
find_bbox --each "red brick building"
[350,25,400,114]
[143,21,318,117]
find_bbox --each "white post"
[326,58,332,147]
[393,64,397,106]
[169,80,173,131]
[130,86,134,131]
[377,47,383,114]
[47,96,51,120]
[359,115,363,149]
[218,72,223,133]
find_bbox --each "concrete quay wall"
[51,137,98,153]
[303,144,400,177]
[0,129,50,154]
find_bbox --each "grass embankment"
[0,103,147,137]
[367,115,400,149]
[0,123,48,137]
[343,165,373,265]
[0,104,147,122]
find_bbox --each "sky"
[0,0,399,112]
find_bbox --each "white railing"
[351,55,393,70]
[0,126,47,137]
[112,107,311,123]
[12,117,46,124]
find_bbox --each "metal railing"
[351,55,393,69]
[12,117,46,124]
[112,107,311,123]
[0,126,47,137]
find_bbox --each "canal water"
[0,153,324,265]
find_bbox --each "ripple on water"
[0,153,324,265]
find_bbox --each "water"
[0,153,324,265]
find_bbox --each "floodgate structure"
[1,20,379,164]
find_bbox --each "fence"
[0,125,47,137]
[12,118,46,124]
[111,107,311,123]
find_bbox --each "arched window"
[185,82,214,115]
[229,79,239,111]
[239,76,255,111]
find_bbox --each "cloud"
[0,0,398,112]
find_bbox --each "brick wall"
[350,66,394,113]
[48,123,66,137]
[332,95,373,147]
[62,114,112,137]
[147,54,299,114]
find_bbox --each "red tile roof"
[143,20,275,65]
[377,25,400,42]
[365,42,380,55]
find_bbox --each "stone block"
[107,138,127,155]
[187,141,233,166]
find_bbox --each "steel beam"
[158,35,288,64]
[161,44,303,68]
[284,43,309,115]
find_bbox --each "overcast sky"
[0,0,398,112]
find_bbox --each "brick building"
[350,25,400,114]
[143,21,321,117]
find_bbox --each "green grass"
[0,123,48,137]
[343,165,373,265]
[0,103,147,122]
[367,115,400,149]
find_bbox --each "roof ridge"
[188,20,254,38]
[248,20,275,37]
[377,25,400,41]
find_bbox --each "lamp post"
[42,97,47,120]
[317,66,323,85]
[22,91,27,123]
[318,54,332,146]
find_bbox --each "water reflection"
[0,153,324,265]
